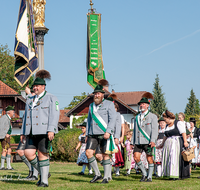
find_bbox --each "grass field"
[0,162,200,190]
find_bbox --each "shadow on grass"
[59,177,90,183]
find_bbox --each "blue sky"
[0,0,200,114]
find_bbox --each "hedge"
[52,128,82,162]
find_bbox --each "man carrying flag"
[14,0,38,87]
[85,79,117,184]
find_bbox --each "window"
[0,100,2,107]
[19,110,25,118]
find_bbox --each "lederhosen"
[165,120,190,179]
[86,135,107,154]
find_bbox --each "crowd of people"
[0,76,200,187]
[75,79,200,184]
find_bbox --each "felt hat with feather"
[93,79,109,94]
[32,70,51,86]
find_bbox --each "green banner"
[87,13,105,89]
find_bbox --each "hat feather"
[108,93,117,100]
[36,70,51,80]
[98,79,109,86]
[142,92,154,100]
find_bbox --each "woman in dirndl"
[158,110,190,180]
[189,118,199,170]
[75,120,93,175]
[155,117,166,177]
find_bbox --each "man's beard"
[139,108,145,112]
[94,96,103,105]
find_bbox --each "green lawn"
[0,162,200,189]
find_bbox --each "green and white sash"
[91,103,118,154]
[136,111,156,159]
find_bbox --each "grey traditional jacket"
[20,91,60,135]
[131,111,158,145]
[114,112,121,140]
[0,115,11,139]
[86,99,116,136]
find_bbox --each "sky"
[0,0,200,114]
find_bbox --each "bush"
[52,128,82,162]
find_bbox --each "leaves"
[0,44,34,93]
[65,92,87,109]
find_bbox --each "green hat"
[158,117,165,122]
[186,129,191,135]
[80,119,87,127]
[5,105,15,112]
[93,84,105,94]
[138,97,150,105]
[32,77,46,86]
[106,97,114,102]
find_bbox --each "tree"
[65,92,87,109]
[150,74,167,117]
[0,44,34,93]
[184,89,200,115]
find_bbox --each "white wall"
[11,128,21,135]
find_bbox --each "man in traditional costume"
[0,106,15,170]
[20,70,60,187]
[131,97,158,182]
[85,80,117,184]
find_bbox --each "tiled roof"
[59,109,70,123]
[0,80,18,96]
[114,91,147,106]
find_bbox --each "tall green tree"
[150,74,167,117]
[0,44,34,93]
[65,92,87,109]
[185,89,200,115]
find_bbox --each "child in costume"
[123,131,136,175]
[185,129,196,174]
[75,120,93,175]
[155,117,166,177]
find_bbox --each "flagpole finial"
[89,0,96,13]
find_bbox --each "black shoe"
[28,176,38,181]
[108,177,112,181]
[152,173,157,176]
[6,167,14,170]
[90,175,103,183]
[78,171,85,175]
[124,173,130,176]
[197,176,200,179]
[0,167,5,170]
[48,173,51,178]
[26,171,33,179]
[101,178,109,184]
[146,178,152,182]
[36,178,41,186]
[136,170,140,175]
[140,175,147,182]
[38,182,48,187]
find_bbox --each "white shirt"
[138,110,149,124]
[32,91,45,109]
[165,120,186,134]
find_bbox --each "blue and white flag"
[14,0,38,87]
